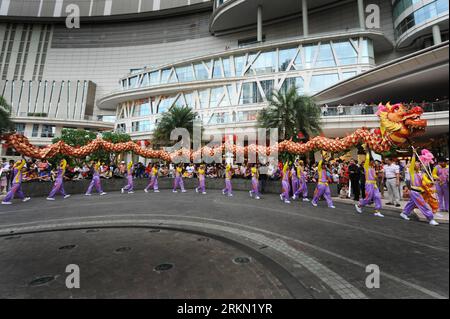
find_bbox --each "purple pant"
[359,183,382,210]
[223,179,232,195]
[292,177,299,195]
[196,178,206,193]
[312,184,334,207]
[86,176,103,195]
[145,176,159,191]
[250,177,260,197]
[403,190,434,221]
[294,180,308,198]
[48,178,67,198]
[436,183,449,212]
[173,176,185,191]
[281,180,290,200]
[123,175,134,192]
[3,183,25,202]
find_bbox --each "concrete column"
[257,5,263,42]
[432,24,442,45]
[302,0,309,37]
[358,0,365,30]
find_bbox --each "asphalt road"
[0,191,448,299]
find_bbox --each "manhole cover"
[197,237,210,242]
[4,236,21,240]
[233,257,251,264]
[58,245,77,251]
[115,247,132,253]
[154,263,174,272]
[86,229,100,233]
[148,229,161,233]
[29,276,55,287]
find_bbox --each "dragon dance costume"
[280,163,291,204]
[195,166,207,194]
[2,159,30,204]
[312,159,335,208]
[47,159,70,200]
[356,152,384,217]
[433,164,449,212]
[145,166,159,193]
[222,164,233,197]
[121,161,134,194]
[85,162,106,196]
[173,166,186,193]
[249,166,261,199]
[293,162,309,201]
[401,155,439,226]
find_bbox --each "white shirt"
[383,164,399,179]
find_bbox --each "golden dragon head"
[377,103,427,146]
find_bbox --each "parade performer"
[85,161,107,196]
[433,158,449,212]
[400,154,439,226]
[280,162,291,204]
[145,164,160,193]
[121,161,134,194]
[312,156,335,208]
[249,165,261,200]
[1,159,30,205]
[222,164,233,197]
[47,159,70,201]
[355,149,384,217]
[173,164,186,193]
[195,165,207,195]
[293,160,309,202]
[291,161,299,199]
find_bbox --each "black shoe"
[386,202,394,206]
[395,204,401,207]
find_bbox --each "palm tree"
[0,96,14,134]
[153,106,199,145]
[257,86,322,141]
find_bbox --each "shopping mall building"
[0,0,449,158]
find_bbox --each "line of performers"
[2,152,448,226]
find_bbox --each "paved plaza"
[0,191,448,299]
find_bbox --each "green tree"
[153,106,198,145]
[0,96,14,134]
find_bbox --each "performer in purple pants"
[249,165,261,200]
[280,162,291,204]
[85,162,107,196]
[312,158,335,208]
[121,161,134,194]
[293,160,309,201]
[2,159,31,205]
[145,165,160,193]
[195,165,207,195]
[173,164,186,193]
[47,159,70,201]
[400,154,439,226]
[291,162,299,198]
[355,150,384,217]
[222,164,233,197]
[433,159,449,212]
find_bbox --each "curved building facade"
[0,0,448,157]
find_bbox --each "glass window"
[161,68,171,84]
[158,96,174,113]
[279,47,298,72]
[128,76,138,88]
[133,100,151,117]
[222,57,233,77]
[260,80,274,100]
[149,71,159,85]
[198,89,210,109]
[220,86,232,107]
[237,111,258,122]
[210,87,225,108]
[281,77,304,95]
[41,125,55,138]
[342,71,357,80]
[194,62,209,81]
[184,92,195,108]
[212,59,224,79]
[239,82,259,105]
[141,73,149,87]
[360,38,375,64]
[173,94,186,108]
[116,123,126,133]
[332,40,358,65]
[15,123,26,135]
[121,79,127,89]
[234,55,246,76]
[132,120,153,132]
[309,74,339,93]
[316,42,336,68]
[247,50,277,75]
[303,43,317,69]
[176,65,195,82]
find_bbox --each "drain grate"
[58,245,77,251]
[233,257,251,264]
[154,263,174,272]
[115,247,132,253]
[29,276,55,287]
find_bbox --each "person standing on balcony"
[2,159,31,205]
[47,159,71,201]
[433,158,449,212]
[121,161,135,194]
[383,158,401,207]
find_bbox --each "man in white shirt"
[383,158,401,207]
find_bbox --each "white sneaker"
[302,198,310,202]
[46,198,55,201]
[255,196,261,200]
[284,200,291,204]
[100,192,107,196]
[249,191,253,198]
[355,204,363,214]
[64,195,71,199]
[173,190,178,193]
[374,212,384,218]
[121,188,125,194]
[400,213,410,221]
[85,193,92,196]
[154,190,160,193]
[222,190,226,195]
[128,191,134,194]
[195,188,199,193]
[202,192,207,195]
[279,194,283,201]
[429,220,440,226]
[182,190,187,193]
[312,202,318,207]
[22,197,31,203]
[292,195,297,200]
[144,189,149,193]
[329,205,336,209]
[228,194,233,197]
[1,201,12,205]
